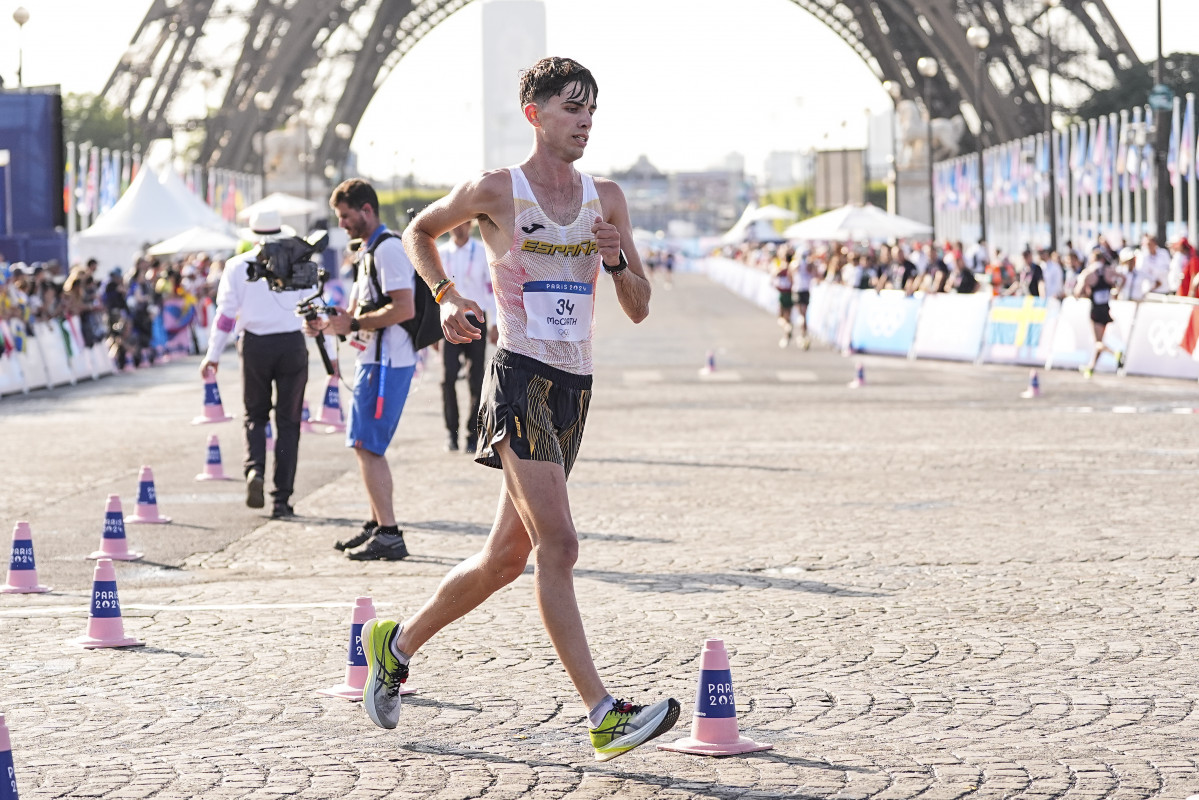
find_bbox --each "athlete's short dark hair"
[519,57,598,108]
[330,178,379,214]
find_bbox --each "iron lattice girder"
[101,0,1140,175]
[787,0,1138,144]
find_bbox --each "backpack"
[362,230,443,351]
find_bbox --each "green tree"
[62,93,128,150]
[1074,52,1199,120]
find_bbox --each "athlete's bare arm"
[403,170,514,344]
[593,179,651,324]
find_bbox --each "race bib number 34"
[523,280,594,341]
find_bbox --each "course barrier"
[702,257,1199,381]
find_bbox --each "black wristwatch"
[603,249,628,274]
[349,317,361,333]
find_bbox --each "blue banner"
[8,540,33,570]
[694,668,737,719]
[90,580,122,618]
[347,623,366,666]
[850,291,920,356]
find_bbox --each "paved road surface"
[2,271,1198,799]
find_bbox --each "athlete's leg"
[1087,321,1110,371]
[490,438,608,710]
[354,448,395,527]
[395,484,532,655]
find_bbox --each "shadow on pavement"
[575,568,887,597]
[396,740,869,794]
[584,456,805,475]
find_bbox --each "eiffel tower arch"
[98,0,1138,178]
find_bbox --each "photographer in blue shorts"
[304,178,417,560]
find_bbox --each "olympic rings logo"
[1146,319,1185,358]
[867,306,907,338]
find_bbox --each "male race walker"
[359,56,680,761]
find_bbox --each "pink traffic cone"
[0,712,21,798]
[301,401,316,434]
[73,558,145,648]
[698,350,716,375]
[1,521,52,593]
[195,434,234,481]
[316,376,345,433]
[192,375,233,424]
[316,597,416,700]
[1020,368,1041,399]
[266,421,275,453]
[89,495,143,561]
[125,467,170,524]
[658,638,772,756]
[848,361,865,388]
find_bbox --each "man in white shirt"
[1128,233,1170,300]
[306,179,417,561]
[200,210,310,518]
[1041,248,1064,300]
[438,221,497,453]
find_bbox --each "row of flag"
[63,143,138,223]
[64,144,260,228]
[1167,94,1198,187]
[936,105,1167,214]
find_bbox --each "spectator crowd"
[726,232,1199,305]
[1,251,225,371]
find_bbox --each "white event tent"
[158,167,236,235]
[72,166,237,269]
[782,203,931,242]
[720,202,787,246]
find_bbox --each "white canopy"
[720,202,787,245]
[748,203,797,222]
[158,167,235,234]
[72,166,195,269]
[146,225,241,256]
[782,203,932,242]
[237,192,320,222]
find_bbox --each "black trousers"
[442,316,486,439]
[240,330,308,503]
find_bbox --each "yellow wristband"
[435,280,455,304]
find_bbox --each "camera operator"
[305,178,417,561]
[200,210,310,518]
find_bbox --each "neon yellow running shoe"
[589,698,681,762]
[361,618,408,729]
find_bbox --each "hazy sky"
[6,0,1196,184]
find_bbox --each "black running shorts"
[1090,302,1113,325]
[475,348,593,478]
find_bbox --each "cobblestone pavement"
[3,271,1199,799]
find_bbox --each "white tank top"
[490,166,603,375]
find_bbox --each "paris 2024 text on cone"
[125,466,171,524]
[317,597,418,701]
[1021,368,1041,399]
[192,374,233,424]
[1,521,51,594]
[658,638,772,756]
[88,495,143,561]
[317,375,346,433]
[848,361,865,388]
[195,434,234,481]
[74,558,145,649]
[1,712,21,800]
